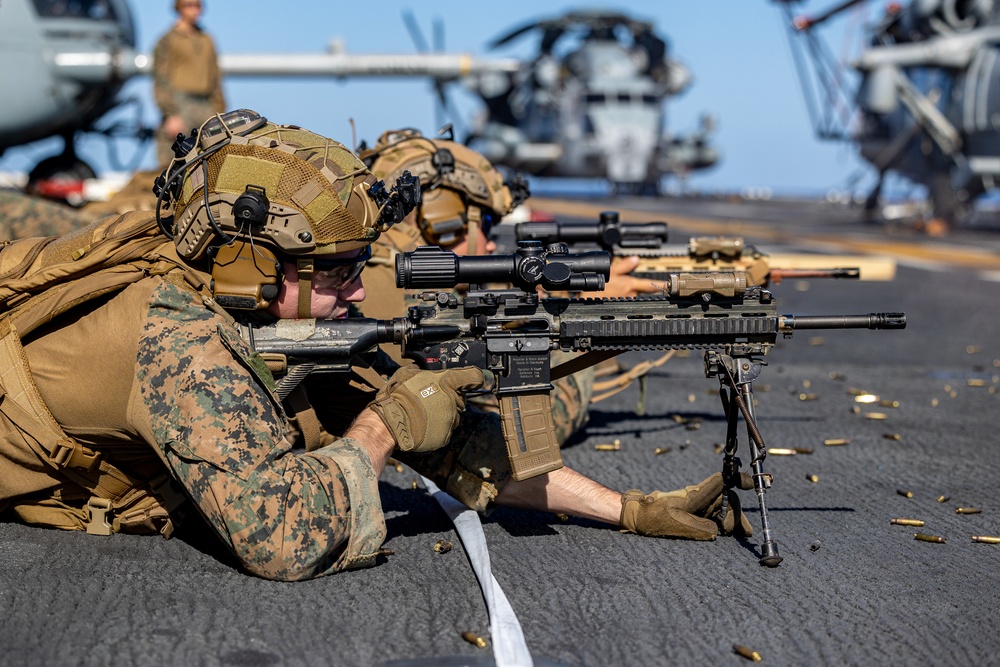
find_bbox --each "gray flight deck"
[2,196,999,667]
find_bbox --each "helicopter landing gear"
[25,137,96,207]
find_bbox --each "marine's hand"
[591,256,660,298]
[369,366,485,453]
[619,472,754,540]
[163,115,186,139]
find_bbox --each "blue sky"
[4,1,890,197]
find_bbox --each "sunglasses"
[311,246,372,288]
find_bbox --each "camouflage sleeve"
[549,349,596,445]
[152,33,179,117]
[132,280,386,580]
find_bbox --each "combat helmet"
[153,109,419,315]
[363,128,528,253]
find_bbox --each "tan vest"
[0,212,213,536]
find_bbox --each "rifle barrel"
[780,313,906,331]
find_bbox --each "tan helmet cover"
[170,115,384,261]
[366,129,514,245]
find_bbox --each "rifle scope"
[396,241,611,292]
[515,210,669,251]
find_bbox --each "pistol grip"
[498,394,563,481]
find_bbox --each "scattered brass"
[808,336,825,346]
[994,359,1000,368]
[828,372,846,381]
[847,387,867,396]
[433,540,453,554]
[670,414,686,423]
[806,474,820,483]
[687,393,696,403]
[855,394,879,403]
[387,457,399,467]
[799,393,818,401]
[685,422,702,431]
[732,644,763,662]
[949,390,958,398]
[461,632,488,649]
[554,513,570,523]
[851,406,861,414]
[937,495,951,503]
[767,448,797,456]
[931,398,940,407]
[990,387,998,395]
[967,378,987,387]
[956,507,982,515]
[803,380,812,389]
[864,412,888,420]
[890,518,925,527]
[914,533,946,543]
[882,433,902,441]
[972,535,1000,544]
[376,548,396,557]
[595,440,622,452]
[824,438,850,446]
[967,345,983,354]
[713,443,725,454]
[897,489,914,498]
[878,400,900,408]
[944,384,953,393]
[411,480,419,490]
[757,384,771,392]
[654,447,672,455]
[793,447,815,454]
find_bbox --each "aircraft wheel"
[26,155,97,206]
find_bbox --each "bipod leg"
[737,381,782,567]
[717,383,742,522]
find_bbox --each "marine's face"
[177,0,203,22]
[266,250,368,320]
[449,224,496,257]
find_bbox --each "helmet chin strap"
[296,258,314,319]
[466,206,482,255]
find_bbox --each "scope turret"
[396,241,611,292]
[515,210,668,251]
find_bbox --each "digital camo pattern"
[0,190,89,240]
[134,278,385,580]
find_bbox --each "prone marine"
[0,110,751,581]
[361,128,661,443]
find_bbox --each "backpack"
[0,212,211,536]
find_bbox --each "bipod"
[705,351,783,567]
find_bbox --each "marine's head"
[364,128,528,254]
[154,109,419,318]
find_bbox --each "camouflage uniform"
[153,25,226,166]
[1,214,511,580]
[0,189,89,240]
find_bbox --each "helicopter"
[0,0,147,194]
[776,0,1000,226]
[0,2,716,199]
[454,10,720,195]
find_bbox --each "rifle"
[244,242,906,567]
[515,211,897,285]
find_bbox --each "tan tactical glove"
[369,366,485,453]
[620,472,754,540]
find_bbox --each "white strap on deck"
[420,475,534,667]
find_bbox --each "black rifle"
[244,242,906,567]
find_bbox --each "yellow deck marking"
[530,198,1000,272]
